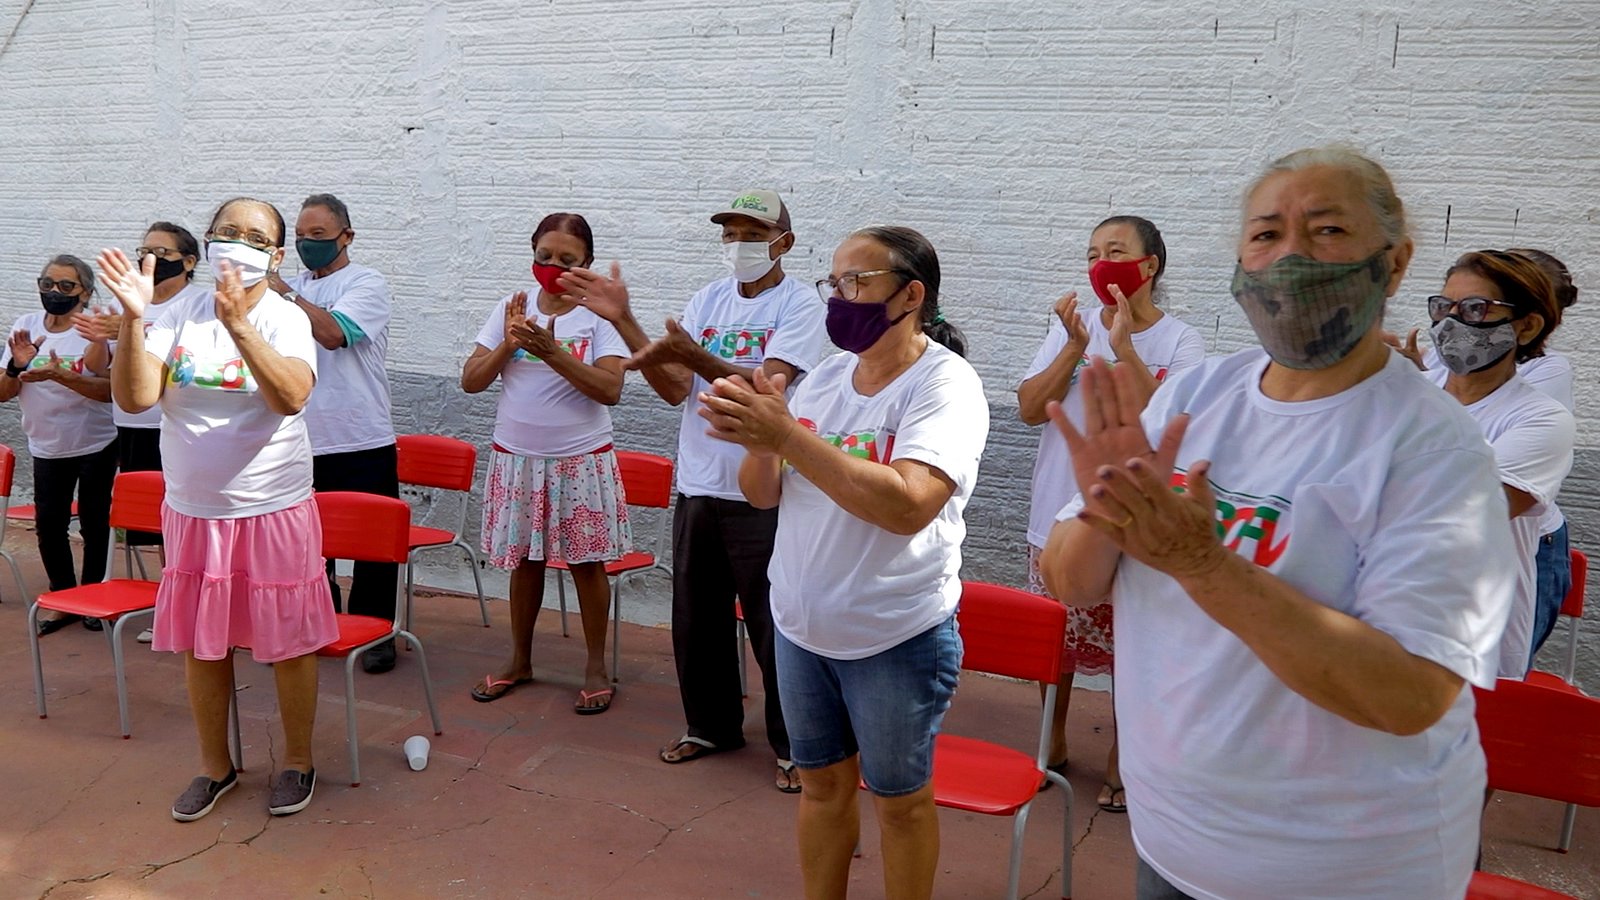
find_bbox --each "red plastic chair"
[234,492,444,786]
[552,450,673,683]
[1523,549,1588,850]
[396,434,488,629]
[28,471,164,737]
[0,446,33,602]
[1468,679,1600,898]
[890,581,1074,899]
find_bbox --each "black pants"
[116,426,162,546]
[312,444,400,619]
[671,494,788,758]
[32,440,117,591]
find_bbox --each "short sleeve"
[143,299,186,366]
[762,289,826,373]
[886,357,990,493]
[1166,327,1207,379]
[475,297,508,351]
[1023,319,1069,381]
[1350,447,1517,688]
[1489,403,1575,516]
[1520,355,1575,412]
[677,288,707,339]
[591,316,629,361]
[325,271,392,343]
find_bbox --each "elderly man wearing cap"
[562,189,826,792]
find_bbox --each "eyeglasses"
[36,277,80,294]
[815,269,911,303]
[1426,294,1518,324]
[136,246,188,260]
[206,226,277,252]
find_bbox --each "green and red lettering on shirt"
[1170,469,1291,567]
[698,326,771,361]
[797,417,896,464]
[512,337,590,364]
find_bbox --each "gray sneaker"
[171,770,238,822]
[268,768,316,816]
[136,627,154,644]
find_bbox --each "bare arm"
[1018,293,1090,425]
[110,313,166,414]
[292,298,346,351]
[35,366,112,403]
[509,315,626,405]
[461,343,513,394]
[738,452,783,509]
[1505,485,1537,519]
[228,321,314,415]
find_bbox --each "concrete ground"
[0,533,1595,899]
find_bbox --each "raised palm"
[96,249,154,318]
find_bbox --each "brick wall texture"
[2,1,1598,681]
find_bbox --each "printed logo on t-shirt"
[699,326,770,361]
[1069,357,1169,384]
[1171,470,1291,568]
[797,417,896,464]
[167,346,256,392]
[511,337,590,364]
[25,354,86,374]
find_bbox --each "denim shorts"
[1530,522,1571,659]
[775,616,962,797]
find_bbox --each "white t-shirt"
[289,263,395,455]
[144,289,319,519]
[1423,347,1574,534]
[1059,350,1516,900]
[1446,375,1573,676]
[1,312,117,459]
[474,292,629,458]
[109,282,208,429]
[1023,310,1205,547]
[674,275,827,500]
[768,340,988,660]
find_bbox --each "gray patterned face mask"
[1429,316,1519,375]
[1230,248,1392,370]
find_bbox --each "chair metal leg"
[29,601,46,718]
[2,549,26,604]
[133,547,149,581]
[110,614,132,738]
[400,629,444,735]
[1055,773,1074,898]
[611,578,622,684]
[1560,802,1577,852]
[403,557,416,633]
[557,571,570,637]
[454,540,489,627]
[344,651,362,786]
[1006,802,1032,900]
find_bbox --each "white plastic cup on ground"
[404,735,430,771]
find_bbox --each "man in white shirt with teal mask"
[269,193,400,674]
[560,190,827,792]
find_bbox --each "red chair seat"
[407,524,456,550]
[36,580,159,618]
[548,551,655,577]
[1524,670,1584,696]
[7,501,78,521]
[931,734,1043,816]
[1468,871,1575,899]
[317,615,396,655]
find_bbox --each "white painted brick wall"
[2,0,1598,678]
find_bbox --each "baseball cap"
[710,189,791,231]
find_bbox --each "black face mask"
[39,291,78,316]
[152,256,189,284]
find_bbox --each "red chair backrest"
[0,445,14,498]
[617,451,673,510]
[1474,679,1600,806]
[395,434,477,492]
[108,471,165,534]
[316,492,411,565]
[955,581,1066,684]
[1561,549,1587,619]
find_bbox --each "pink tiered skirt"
[151,499,338,663]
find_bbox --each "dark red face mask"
[532,262,568,295]
[1088,256,1152,306]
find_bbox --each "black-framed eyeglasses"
[1426,294,1517,324]
[815,269,911,303]
[206,226,277,252]
[137,246,188,260]
[36,277,80,294]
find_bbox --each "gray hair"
[1244,146,1409,247]
[39,254,95,296]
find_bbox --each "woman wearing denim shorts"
[701,225,989,899]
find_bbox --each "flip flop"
[470,674,532,703]
[1098,782,1127,814]
[659,735,742,764]
[574,687,614,715]
[775,759,803,794]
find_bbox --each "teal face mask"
[296,236,343,270]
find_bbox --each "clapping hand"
[510,313,561,360]
[213,260,250,330]
[699,368,795,459]
[73,309,122,344]
[1055,291,1089,350]
[561,262,631,323]
[626,318,700,371]
[504,291,530,340]
[7,329,41,371]
[1107,286,1134,358]
[96,249,154,318]
[19,350,64,382]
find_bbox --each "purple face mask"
[825,296,914,353]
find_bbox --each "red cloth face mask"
[1088,256,1152,306]
[532,262,568,295]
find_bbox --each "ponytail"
[851,225,968,357]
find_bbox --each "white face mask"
[206,240,274,287]
[723,234,785,283]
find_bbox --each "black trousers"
[32,440,117,591]
[671,494,788,758]
[312,444,401,619]
[116,426,162,546]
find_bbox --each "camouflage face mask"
[1229,248,1392,370]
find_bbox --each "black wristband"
[5,361,24,379]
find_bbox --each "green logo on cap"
[731,195,771,213]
